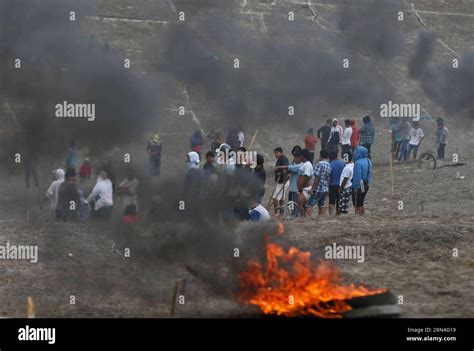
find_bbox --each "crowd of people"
[42,140,139,223]
[32,114,449,224]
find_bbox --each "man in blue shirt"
[352,146,372,215]
[328,150,345,215]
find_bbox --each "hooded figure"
[352,146,372,214]
[45,169,65,210]
[186,151,200,170]
[184,151,202,204]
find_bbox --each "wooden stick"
[27,296,35,318]
[247,130,259,150]
[170,281,180,317]
[389,152,395,197]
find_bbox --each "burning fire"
[239,236,387,318]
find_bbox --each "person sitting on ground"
[248,200,271,222]
[79,157,92,183]
[308,149,331,217]
[352,146,372,215]
[328,150,345,216]
[338,152,354,215]
[117,167,140,220]
[87,170,114,221]
[56,169,80,222]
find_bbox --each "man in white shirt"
[43,169,65,214]
[407,121,424,160]
[297,149,314,218]
[338,153,354,214]
[341,119,353,159]
[87,170,114,220]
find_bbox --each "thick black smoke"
[409,30,474,118]
[0,0,159,162]
[337,0,406,60]
[156,0,404,128]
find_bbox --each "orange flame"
[239,239,387,318]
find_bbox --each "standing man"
[435,117,449,160]
[338,153,354,215]
[297,149,314,218]
[272,147,289,218]
[341,119,353,159]
[317,118,332,152]
[275,152,303,218]
[308,149,331,216]
[304,128,318,164]
[327,119,343,155]
[407,121,424,160]
[328,150,345,216]
[352,146,372,215]
[397,120,411,162]
[147,133,162,177]
[359,115,375,159]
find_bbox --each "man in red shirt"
[350,119,359,154]
[304,128,318,164]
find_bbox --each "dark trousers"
[95,206,113,221]
[362,144,372,159]
[307,151,315,165]
[437,143,446,160]
[341,144,352,159]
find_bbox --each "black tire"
[418,152,437,170]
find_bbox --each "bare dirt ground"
[0,0,473,318]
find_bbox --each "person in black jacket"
[317,118,332,151]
